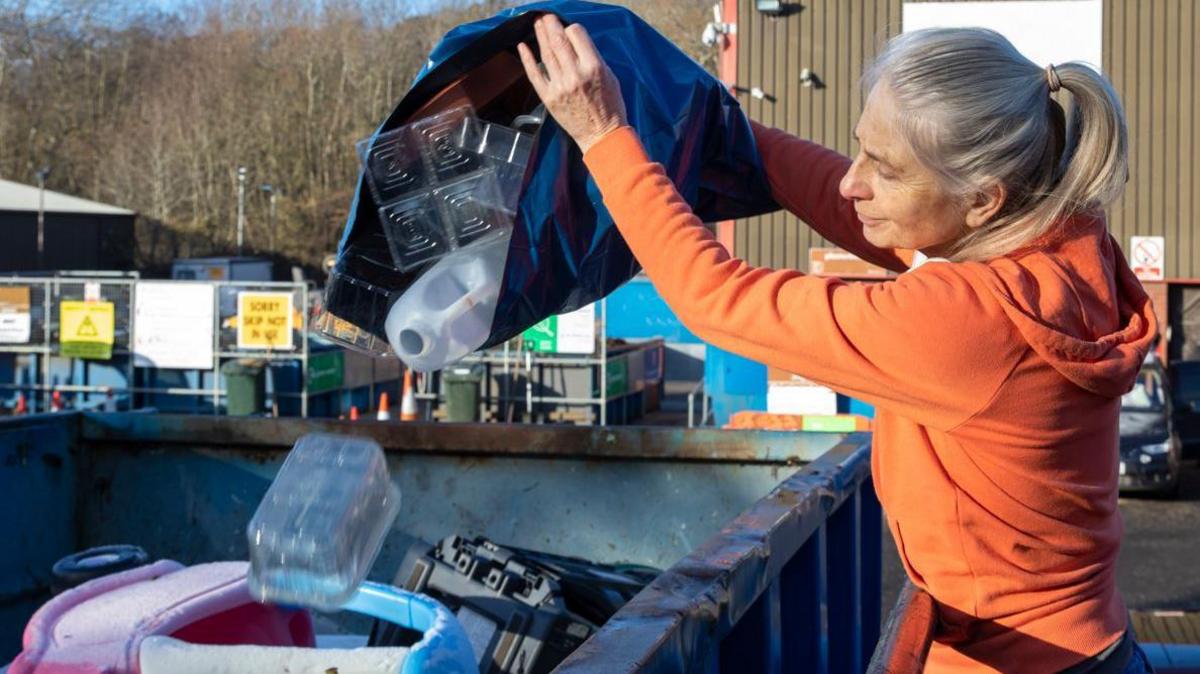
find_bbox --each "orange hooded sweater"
[583,123,1158,672]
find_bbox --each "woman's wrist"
[577,121,626,155]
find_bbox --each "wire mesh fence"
[0,277,313,415]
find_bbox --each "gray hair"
[864,28,1128,261]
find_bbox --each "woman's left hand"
[517,14,627,154]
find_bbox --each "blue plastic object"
[604,276,701,344]
[325,0,777,350]
[341,581,479,674]
[704,345,767,426]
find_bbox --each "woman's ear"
[964,182,1006,230]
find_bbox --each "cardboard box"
[809,247,893,278]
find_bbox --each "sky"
[141,0,466,18]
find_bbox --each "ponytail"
[1051,62,1128,214]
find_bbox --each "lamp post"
[35,166,50,270]
[260,183,276,253]
[236,166,247,255]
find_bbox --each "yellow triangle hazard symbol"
[77,315,99,338]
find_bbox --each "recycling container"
[221,359,266,416]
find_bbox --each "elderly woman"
[519,14,1157,674]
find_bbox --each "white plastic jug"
[384,229,510,372]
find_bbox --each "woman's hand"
[517,14,627,154]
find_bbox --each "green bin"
[221,358,266,416]
[442,368,483,422]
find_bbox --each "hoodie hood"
[962,214,1158,398]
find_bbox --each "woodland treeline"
[0,0,715,271]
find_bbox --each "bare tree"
[0,0,716,271]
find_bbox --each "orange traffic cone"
[51,390,63,412]
[400,370,418,422]
[349,405,360,421]
[13,392,27,415]
[376,391,391,421]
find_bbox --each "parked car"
[1119,356,1181,497]
[1168,359,1200,460]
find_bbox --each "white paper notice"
[0,286,32,344]
[133,282,215,369]
[555,303,597,355]
[0,313,30,343]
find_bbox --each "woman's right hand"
[517,14,627,154]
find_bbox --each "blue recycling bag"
[325,0,778,349]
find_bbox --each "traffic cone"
[349,405,359,421]
[400,370,419,422]
[14,392,26,415]
[51,390,63,412]
[376,391,391,421]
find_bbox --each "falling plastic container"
[246,433,402,610]
[244,431,478,673]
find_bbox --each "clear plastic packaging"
[384,228,510,373]
[356,106,532,272]
[345,105,535,370]
[311,272,396,357]
[247,433,401,610]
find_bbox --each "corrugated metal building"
[0,179,136,272]
[717,0,1197,357]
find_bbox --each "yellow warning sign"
[237,292,294,350]
[60,301,115,360]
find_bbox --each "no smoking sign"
[1130,236,1164,282]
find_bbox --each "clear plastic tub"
[247,433,402,610]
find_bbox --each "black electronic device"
[368,535,658,674]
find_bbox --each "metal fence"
[0,277,312,416]
[554,434,881,673]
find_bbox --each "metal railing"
[687,379,712,427]
[0,277,312,416]
[554,434,881,673]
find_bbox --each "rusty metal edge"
[75,413,846,464]
[552,434,874,673]
[0,411,82,436]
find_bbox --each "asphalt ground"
[881,462,1200,627]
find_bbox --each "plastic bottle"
[384,229,510,373]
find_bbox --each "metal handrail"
[553,434,880,673]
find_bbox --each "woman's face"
[839,85,972,257]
